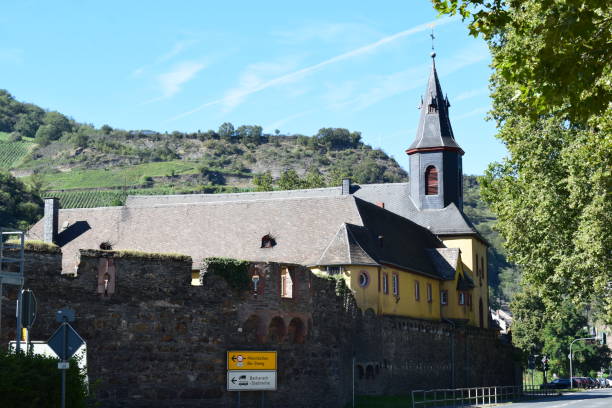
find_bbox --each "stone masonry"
[1,248,518,407]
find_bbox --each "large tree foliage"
[511,289,611,376]
[433,0,611,123]
[433,0,612,322]
[0,172,43,230]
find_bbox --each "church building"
[28,54,489,329]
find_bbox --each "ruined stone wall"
[1,249,356,408]
[1,249,517,407]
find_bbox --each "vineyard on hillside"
[0,141,34,169]
[51,186,253,208]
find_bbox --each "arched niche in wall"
[268,316,286,343]
[243,314,264,344]
[287,317,306,344]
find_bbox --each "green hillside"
[0,89,518,307]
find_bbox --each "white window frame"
[440,290,448,305]
[392,273,399,296]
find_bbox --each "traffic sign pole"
[61,321,67,408]
[47,309,83,408]
[15,290,23,353]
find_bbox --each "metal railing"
[411,385,560,407]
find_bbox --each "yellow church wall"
[375,266,441,320]
[344,265,381,314]
[441,236,489,328]
[311,265,441,321]
[439,261,473,324]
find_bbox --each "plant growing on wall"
[203,257,250,291]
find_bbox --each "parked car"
[541,378,571,389]
[572,377,587,388]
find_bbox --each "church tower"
[406,52,464,210]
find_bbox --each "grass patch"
[5,240,60,253]
[80,248,191,262]
[32,160,201,190]
[30,159,253,190]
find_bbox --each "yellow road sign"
[227,351,277,370]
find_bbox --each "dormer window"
[425,166,438,195]
[261,234,276,248]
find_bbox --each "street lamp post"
[569,336,596,388]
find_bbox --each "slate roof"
[28,195,448,278]
[125,182,484,242]
[407,59,463,153]
[425,248,460,280]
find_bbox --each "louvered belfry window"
[425,166,438,195]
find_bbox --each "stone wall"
[355,315,518,395]
[1,249,518,407]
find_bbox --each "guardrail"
[411,385,560,407]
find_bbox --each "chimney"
[43,197,59,244]
[341,178,351,195]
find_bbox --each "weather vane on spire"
[430,27,436,59]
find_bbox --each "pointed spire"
[406,51,463,155]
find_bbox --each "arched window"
[425,166,438,195]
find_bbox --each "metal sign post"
[227,350,277,407]
[47,309,83,408]
[0,229,25,352]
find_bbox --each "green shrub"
[203,257,250,291]
[0,350,89,408]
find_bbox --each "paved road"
[507,389,612,408]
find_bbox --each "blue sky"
[0,1,506,175]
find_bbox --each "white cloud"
[131,39,197,78]
[222,57,302,110]
[324,42,489,111]
[167,16,459,122]
[143,61,206,104]
[273,22,380,44]
[158,61,205,97]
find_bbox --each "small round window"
[359,271,369,287]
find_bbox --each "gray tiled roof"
[351,183,483,239]
[426,248,460,280]
[407,60,463,153]
[125,186,345,207]
[28,194,448,278]
[126,182,483,240]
